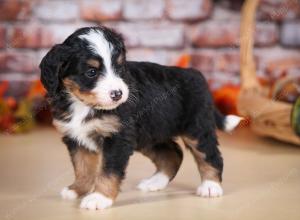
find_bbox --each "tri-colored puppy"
[39,26,242,210]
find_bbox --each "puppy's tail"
[214,108,243,132]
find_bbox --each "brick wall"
[0,0,300,97]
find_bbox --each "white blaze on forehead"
[78,29,129,110]
[79,29,114,75]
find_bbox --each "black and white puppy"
[40,26,242,210]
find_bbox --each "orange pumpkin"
[213,85,240,115]
[0,81,9,98]
[5,97,17,110]
[27,80,47,99]
[175,54,191,68]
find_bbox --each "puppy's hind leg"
[182,129,224,198]
[137,140,183,192]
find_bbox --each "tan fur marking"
[63,78,99,106]
[52,119,68,133]
[181,136,198,149]
[69,148,100,196]
[87,59,100,69]
[182,136,220,182]
[117,54,124,65]
[53,115,121,138]
[94,174,121,200]
[93,115,121,137]
[140,146,182,180]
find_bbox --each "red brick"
[0,53,6,71]
[168,51,191,66]
[191,49,244,88]
[117,23,184,48]
[123,0,165,20]
[81,0,122,21]
[208,72,240,91]
[281,21,300,47]
[0,0,31,21]
[9,26,44,49]
[8,25,79,49]
[0,26,6,48]
[191,50,216,73]
[257,0,300,21]
[255,48,300,79]
[166,0,212,21]
[255,22,279,47]
[0,73,36,98]
[188,21,278,48]
[127,49,183,65]
[212,6,240,20]
[35,1,79,22]
[127,49,170,65]
[266,57,300,79]
[188,21,240,48]
[36,50,48,65]
[0,51,37,73]
[286,68,300,79]
[215,50,240,74]
[47,25,82,45]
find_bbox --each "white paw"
[137,172,169,192]
[61,187,78,200]
[197,180,223,197]
[80,193,113,210]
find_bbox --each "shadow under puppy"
[39,26,242,210]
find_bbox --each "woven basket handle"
[240,0,262,93]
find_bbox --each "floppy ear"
[39,44,73,96]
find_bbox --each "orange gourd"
[213,85,240,115]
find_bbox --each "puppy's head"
[39,26,129,110]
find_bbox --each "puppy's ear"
[39,44,73,96]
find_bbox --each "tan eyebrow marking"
[116,54,124,65]
[87,59,100,68]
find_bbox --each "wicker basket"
[238,0,300,145]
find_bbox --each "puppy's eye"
[85,69,98,78]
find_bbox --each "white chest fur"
[53,101,121,151]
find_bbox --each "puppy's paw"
[61,187,78,200]
[196,180,223,197]
[137,172,169,192]
[80,193,113,210]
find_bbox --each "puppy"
[39,26,242,210]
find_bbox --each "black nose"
[110,89,123,101]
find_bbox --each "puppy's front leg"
[61,137,99,200]
[80,134,134,210]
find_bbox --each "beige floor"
[0,127,300,220]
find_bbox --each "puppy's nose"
[110,89,123,101]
